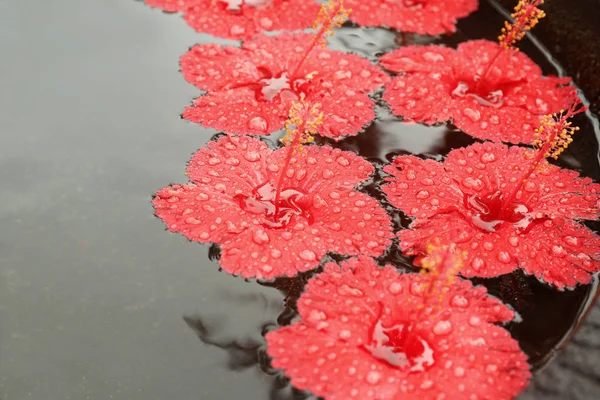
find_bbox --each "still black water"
[1,0,598,399]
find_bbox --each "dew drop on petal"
[497,251,511,264]
[229,25,245,36]
[471,257,485,271]
[451,295,469,308]
[366,371,381,385]
[388,282,403,294]
[259,17,273,29]
[248,116,268,132]
[336,156,350,166]
[252,229,270,245]
[244,151,261,162]
[454,367,465,377]
[433,320,452,335]
[416,190,430,199]
[271,249,282,259]
[463,108,481,122]
[299,249,317,261]
[323,170,334,179]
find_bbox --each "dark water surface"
[1,0,599,399]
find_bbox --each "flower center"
[235,181,313,228]
[464,191,532,232]
[364,319,435,373]
[220,0,270,13]
[452,81,505,108]
[255,69,313,103]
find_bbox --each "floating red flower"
[344,0,479,36]
[266,256,530,399]
[152,136,393,279]
[379,40,574,143]
[180,33,389,140]
[143,0,321,39]
[383,141,600,289]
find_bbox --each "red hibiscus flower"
[180,33,389,140]
[382,141,600,289]
[266,255,531,400]
[379,40,575,143]
[152,136,393,279]
[344,0,479,36]
[143,0,321,40]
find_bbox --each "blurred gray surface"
[0,1,598,399]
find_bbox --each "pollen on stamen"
[313,0,351,47]
[498,0,546,50]
[531,99,586,160]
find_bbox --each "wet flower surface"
[344,0,479,36]
[180,33,389,140]
[380,40,574,143]
[383,141,600,289]
[152,136,393,279]
[266,256,531,399]
[144,0,321,39]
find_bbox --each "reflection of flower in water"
[266,254,530,399]
[180,33,389,140]
[143,0,321,39]
[152,135,393,279]
[383,134,600,288]
[380,40,574,143]
[344,0,479,35]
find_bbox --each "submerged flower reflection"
[383,141,600,289]
[143,0,321,40]
[379,41,574,143]
[344,0,479,36]
[266,256,530,399]
[153,136,393,279]
[180,33,389,140]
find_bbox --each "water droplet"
[464,108,481,122]
[339,330,352,339]
[421,178,434,186]
[252,229,270,245]
[469,316,481,327]
[480,153,495,163]
[451,295,469,308]
[497,251,511,263]
[323,170,334,179]
[185,217,201,225]
[454,367,465,377]
[248,116,267,132]
[421,380,434,390]
[433,320,452,335]
[259,17,273,29]
[509,236,519,247]
[244,151,261,162]
[208,157,221,165]
[423,51,444,62]
[336,156,350,166]
[388,282,403,294]
[199,232,210,240]
[416,190,430,199]
[564,236,579,246]
[299,249,317,261]
[483,241,494,251]
[471,258,485,271]
[229,25,245,36]
[366,371,381,384]
[271,249,282,259]
[360,69,371,78]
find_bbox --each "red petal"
[382,155,465,220]
[381,41,577,143]
[398,215,520,278]
[518,220,600,289]
[182,88,288,135]
[266,257,530,399]
[380,45,456,74]
[180,0,320,40]
[383,74,455,125]
[181,34,386,137]
[266,145,375,196]
[345,0,479,36]
[144,0,194,13]
[153,183,250,244]
[186,135,272,196]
